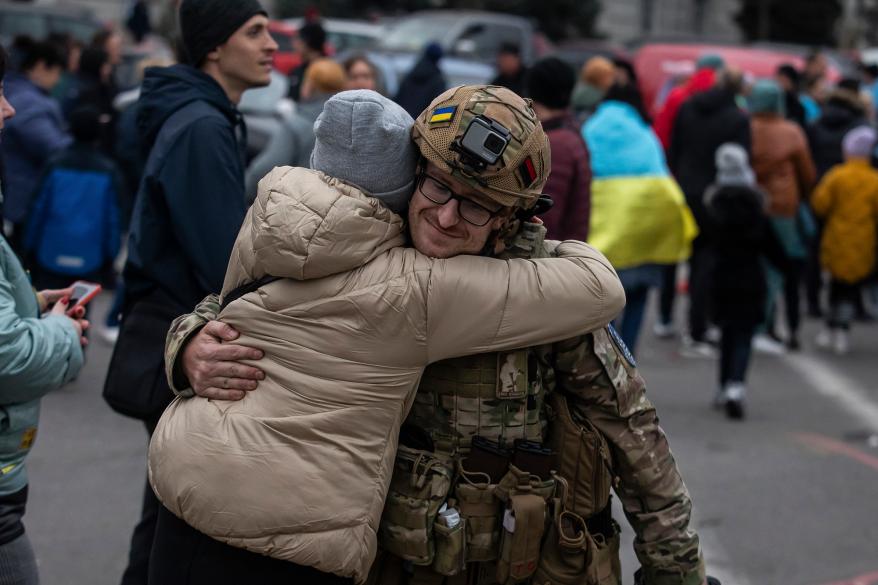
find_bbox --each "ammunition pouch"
[379,446,455,565]
[532,507,620,585]
[546,393,613,519]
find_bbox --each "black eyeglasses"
[417,172,499,227]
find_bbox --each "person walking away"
[287,20,326,101]
[0,42,89,585]
[490,42,527,96]
[289,58,346,165]
[62,47,117,156]
[527,57,591,241]
[394,42,446,120]
[665,68,750,353]
[805,78,869,317]
[1,38,70,252]
[571,56,616,122]
[102,2,276,584]
[776,64,808,129]
[702,144,791,419]
[653,53,723,151]
[244,58,346,196]
[22,107,122,291]
[584,82,697,353]
[749,79,817,352]
[811,126,878,354]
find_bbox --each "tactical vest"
[371,331,625,585]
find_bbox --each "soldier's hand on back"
[182,320,265,401]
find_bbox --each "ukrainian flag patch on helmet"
[430,105,457,124]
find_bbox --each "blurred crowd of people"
[2,0,878,582]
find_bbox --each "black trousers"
[828,280,861,330]
[119,419,160,585]
[720,325,755,386]
[687,237,712,341]
[658,263,677,326]
[149,505,353,585]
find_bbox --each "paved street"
[24,291,878,585]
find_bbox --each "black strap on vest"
[220,275,281,311]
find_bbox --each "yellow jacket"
[148,167,625,583]
[811,158,878,283]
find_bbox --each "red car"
[634,43,840,117]
[269,20,301,76]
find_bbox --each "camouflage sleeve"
[164,294,221,398]
[499,220,553,260]
[550,330,706,585]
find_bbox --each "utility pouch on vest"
[379,446,454,565]
[432,517,467,576]
[496,494,546,583]
[590,522,622,585]
[546,393,613,519]
[455,461,501,562]
[532,508,599,585]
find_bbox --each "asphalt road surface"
[24,292,878,585]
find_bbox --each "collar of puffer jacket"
[222,166,407,296]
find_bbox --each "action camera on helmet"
[455,115,510,168]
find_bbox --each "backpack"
[24,162,120,276]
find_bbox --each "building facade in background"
[597,0,741,43]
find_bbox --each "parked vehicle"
[377,10,544,66]
[286,17,382,55]
[550,39,629,71]
[634,43,840,117]
[269,19,300,76]
[270,18,383,76]
[0,1,102,45]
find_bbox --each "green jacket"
[0,235,83,496]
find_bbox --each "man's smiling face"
[407,163,509,259]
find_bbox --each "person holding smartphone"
[0,43,89,585]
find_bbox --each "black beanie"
[526,57,576,110]
[179,0,267,67]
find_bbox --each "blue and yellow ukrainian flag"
[583,101,698,270]
[429,106,456,124]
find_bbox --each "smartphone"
[68,281,102,312]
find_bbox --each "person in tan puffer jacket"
[148,89,625,585]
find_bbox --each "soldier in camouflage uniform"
[164,86,708,585]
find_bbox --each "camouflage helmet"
[412,85,550,210]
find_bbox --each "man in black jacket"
[667,68,751,356]
[108,1,277,584]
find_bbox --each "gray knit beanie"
[310,90,418,214]
[715,143,756,187]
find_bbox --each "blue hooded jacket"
[1,72,72,225]
[124,65,248,311]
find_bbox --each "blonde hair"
[581,56,615,91]
[303,58,347,95]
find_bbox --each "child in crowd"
[811,125,878,354]
[702,143,789,419]
[23,106,123,291]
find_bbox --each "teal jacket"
[0,235,83,496]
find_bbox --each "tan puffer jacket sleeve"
[424,240,625,362]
